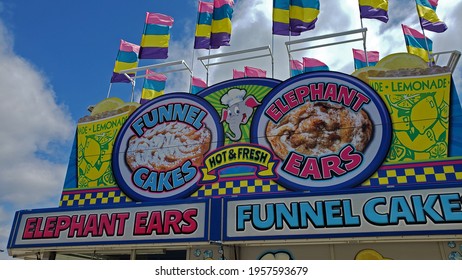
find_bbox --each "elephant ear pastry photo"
[125,121,212,171]
[266,102,373,160]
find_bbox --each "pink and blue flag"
[352,49,379,69]
[416,0,447,33]
[139,13,174,59]
[210,0,234,48]
[244,66,267,78]
[140,70,167,104]
[290,59,303,77]
[233,69,245,79]
[402,24,433,62]
[191,76,207,94]
[303,57,329,72]
[111,40,140,83]
[194,1,214,49]
[359,0,389,23]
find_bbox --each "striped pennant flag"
[273,0,301,36]
[303,57,329,72]
[140,70,167,104]
[111,40,140,83]
[352,49,379,70]
[191,76,207,94]
[289,0,320,33]
[139,12,174,59]
[402,24,433,63]
[194,1,214,49]
[359,0,389,23]
[210,0,234,48]
[416,0,447,33]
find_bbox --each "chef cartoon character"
[220,88,260,141]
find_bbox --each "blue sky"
[0,0,461,259]
[1,1,199,119]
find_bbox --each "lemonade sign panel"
[369,72,451,162]
[77,112,130,188]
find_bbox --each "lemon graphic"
[375,53,429,70]
[83,137,101,166]
[387,94,420,109]
[388,144,407,161]
[410,96,438,134]
[351,66,387,84]
[429,142,448,158]
[396,130,436,152]
[259,251,292,260]
[115,101,141,114]
[355,249,391,260]
[91,97,125,116]
[351,66,376,83]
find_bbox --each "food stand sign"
[251,72,392,191]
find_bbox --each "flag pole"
[271,33,275,79]
[190,50,196,94]
[206,47,211,85]
[413,1,432,63]
[106,83,113,98]
[357,1,369,66]
[190,0,200,94]
[130,79,136,102]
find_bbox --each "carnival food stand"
[8,50,462,259]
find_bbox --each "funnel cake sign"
[112,94,224,201]
[112,73,392,201]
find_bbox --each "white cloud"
[164,0,462,95]
[0,20,74,259]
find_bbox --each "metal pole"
[357,1,369,66]
[190,51,196,94]
[271,34,275,79]
[206,48,211,85]
[360,19,369,66]
[131,79,136,102]
[124,73,136,102]
[106,83,113,98]
[288,30,293,78]
[191,0,200,93]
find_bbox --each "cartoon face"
[220,88,260,141]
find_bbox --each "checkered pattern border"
[361,161,462,187]
[190,179,287,197]
[59,159,462,207]
[60,189,132,207]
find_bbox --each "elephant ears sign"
[112,74,392,202]
[251,72,392,191]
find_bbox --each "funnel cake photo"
[266,102,373,159]
[126,122,212,171]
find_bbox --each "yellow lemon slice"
[351,66,376,83]
[116,101,141,114]
[355,249,390,260]
[410,96,438,134]
[387,94,421,109]
[351,66,387,84]
[375,53,429,70]
[90,97,125,116]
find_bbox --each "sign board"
[224,186,462,241]
[8,200,210,249]
[111,73,391,201]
